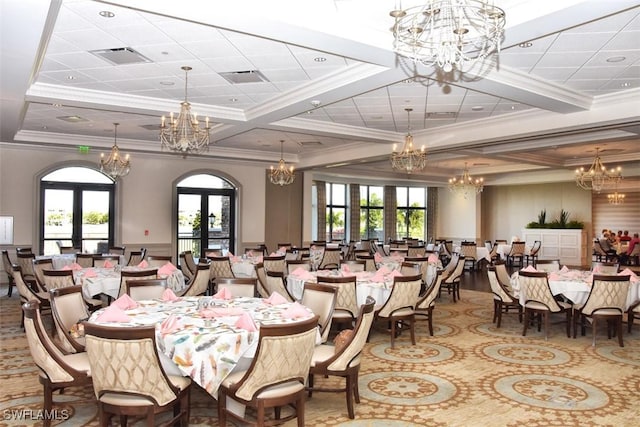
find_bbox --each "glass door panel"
[43,189,74,255]
[207,194,231,254]
[82,190,111,254]
[178,194,202,257]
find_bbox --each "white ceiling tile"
[534,51,596,68]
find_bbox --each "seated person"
[620,230,632,242]
[619,233,639,265]
[599,233,617,257]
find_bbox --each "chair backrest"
[16,252,36,278]
[340,260,365,273]
[404,256,429,285]
[23,300,88,384]
[264,270,295,302]
[263,255,286,273]
[93,255,120,268]
[518,270,562,312]
[254,262,270,298]
[181,264,210,297]
[591,262,620,274]
[529,240,542,255]
[12,265,47,304]
[593,240,608,256]
[389,248,408,258]
[33,258,54,289]
[146,255,173,268]
[127,250,145,267]
[108,246,126,255]
[493,261,513,293]
[316,275,359,319]
[284,249,299,261]
[75,253,94,268]
[118,269,158,298]
[286,259,312,275]
[444,256,466,284]
[207,256,235,281]
[16,247,33,254]
[215,277,257,298]
[181,250,197,274]
[301,283,337,343]
[400,261,420,276]
[535,260,561,272]
[127,279,167,301]
[178,252,195,282]
[416,270,444,310]
[509,242,526,256]
[460,241,477,259]
[49,285,89,353]
[580,274,630,316]
[318,248,341,270]
[230,316,318,401]
[42,269,76,290]
[486,266,515,303]
[443,252,460,274]
[377,274,422,318]
[407,245,426,258]
[1,250,13,282]
[355,254,376,272]
[84,323,181,406]
[59,246,78,254]
[321,297,376,372]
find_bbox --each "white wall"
[437,190,481,243]
[0,144,268,250]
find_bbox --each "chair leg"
[427,307,434,336]
[616,318,624,347]
[522,309,530,336]
[346,373,355,419]
[296,393,305,427]
[409,316,416,345]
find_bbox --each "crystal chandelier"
[269,140,295,186]
[448,162,484,198]
[160,66,211,154]
[99,123,130,179]
[607,182,625,205]
[575,147,622,193]
[391,108,426,174]
[389,0,506,73]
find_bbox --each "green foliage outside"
[83,211,108,225]
[45,212,71,226]
[360,192,383,239]
[397,204,425,238]
[192,210,201,237]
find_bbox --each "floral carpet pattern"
[0,287,637,426]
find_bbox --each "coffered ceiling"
[1,0,639,189]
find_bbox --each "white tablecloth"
[75,266,185,299]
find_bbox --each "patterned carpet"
[1,287,638,426]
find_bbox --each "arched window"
[40,167,115,255]
[177,174,236,258]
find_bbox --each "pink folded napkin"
[559,265,570,273]
[255,256,263,263]
[138,260,149,268]
[618,268,637,278]
[199,307,245,318]
[213,287,232,300]
[158,262,177,276]
[83,268,97,278]
[389,270,403,277]
[428,254,439,263]
[548,272,561,281]
[235,312,257,331]
[291,267,307,277]
[95,305,132,323]
[282,302,310,319]
[354,271,369,279]
[521,265,538,273]
[586,274,594,284]
[227,252,234,257]
[247,250,255,257]
[62,265,71,270]
[112,294,138,310]
[230,256,240,262]
[370,273,385,283]
[263,292,288,305]
[374,253,383,262]
[279,246,288,253]
[162,288,180,302]
[310,245,316,250]
[341,264,351,272]
[377,266,391,276]
[103,260,114,268]
[160,314,182,335]
[592,265,602,273]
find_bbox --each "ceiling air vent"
[299,141,323,147]
[90,47,152,65]
[426,112,457,120]
[140,124,160,131]
[220,70,269,84]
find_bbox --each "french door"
[40,182,114,255]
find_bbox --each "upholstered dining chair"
[286,259,312,276]
[179,263,211,297]
[415,270,445,336]
[108,246,126,256]
[407,245,426,258]
[440,256,465,303]
[573,274,630,347]
[374,274,422,348]
[591,261,620,274]
[493,260,514,294]
[253,262,270,298]
[84,323,192,427]
[460,241,478,271]
[33,258,54,292]
[22,300,92,427]
[400,261,420,276]
[264,270,296,302]
[1,249,16,297]
[146,255,173,268]
[93,255,120,268]
[301,283,337,343]
[16,251,37,288]
[487,266,522,328]
[262,254,287,274]
[49,285,90,353]
[179,250,197,280]
[127,278,168,301]
[75,253,94,268]
[118,268,158,299]
[506,241,526,268]
[58,246,79,255]
[207,256,236,294]
[535,260,561,273]
[318,248,342,270]
[127,249,146,267]
[354,254,376,272]
[339,260,366,273]
[316,275,359,331]
[215,277,257,298]
[217,315,318,427]
[14,265,51,328]
[519,270,572,340]
[307,297,375,419]
[627,299,640,333]
[403,256,430,288]
[524,240,542,267]
[41,269,74,290]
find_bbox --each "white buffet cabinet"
[521,228,588,268]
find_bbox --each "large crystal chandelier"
[160,66,211,154]
[390,0,506,73]
[391,108,426,174]
[448,162,484,198]
[575,147,622,193]
[269,140,295,186]
[607,181,625,205]
[99,123,130,179]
